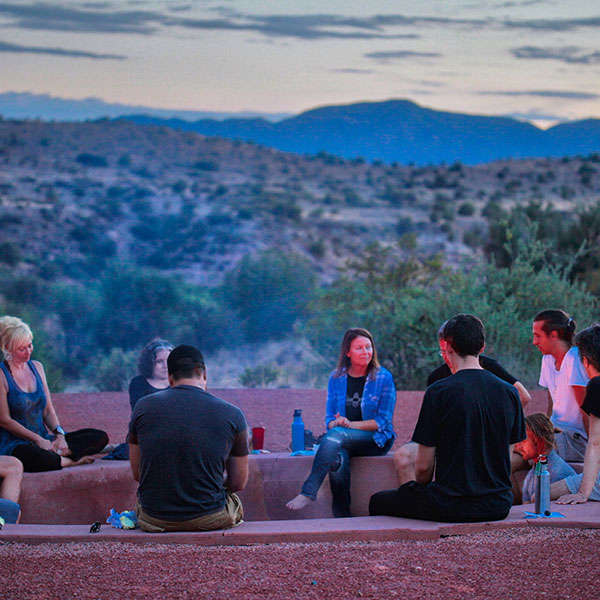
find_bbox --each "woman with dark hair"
[532,309,588,461]
[129,339,174,411]
[0,316,108,472]
[287,328,396,517]
[103,338,174,461]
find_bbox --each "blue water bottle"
[534,454,551,516]
[291,409,305,453]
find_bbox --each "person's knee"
[321,428,345,449]
[1,456,23,481]
[393,445,416,482]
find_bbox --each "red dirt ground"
[0,527,597,599]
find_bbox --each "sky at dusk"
[0,0,599,125]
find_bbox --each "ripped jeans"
[300,426,393,517]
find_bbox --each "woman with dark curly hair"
[128,339,174,411]
[104,339,174,461]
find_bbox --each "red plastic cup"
[251,427,265,451]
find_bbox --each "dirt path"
[1,528,597,599]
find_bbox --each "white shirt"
[539,346,588,435]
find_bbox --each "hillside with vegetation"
[0,118,599,391]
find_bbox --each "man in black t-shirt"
[553,324,600,504]
[129,345,249,532]
[393,324,530,485]
[370,314,525,522]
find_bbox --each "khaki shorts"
[136,492,244,533]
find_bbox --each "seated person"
[0,455,22,524]
[553,324,600,504]
[129,339,173,411]
[0,316,108,472]
[515,413,575,504]
[129,345,249,532]
[286,328,396,517]
[370,314,525,522]
[532,309,588,462]
[104,339,174,460]
[395,320,530,484]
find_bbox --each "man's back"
[414,369,524,499]
[130,385,248,521]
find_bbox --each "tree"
[223,250,317,340]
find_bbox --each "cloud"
[479,89,599,99]
[0,39,125,59]
[365,50,441,63]
[512,46,600,64]
[331,68,375,74]
[176,14,420,40]
[3,3,598,43]
[502,16,600,32]
[0,3,484,39]
[0,2,163,34]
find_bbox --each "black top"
[413,369,525,502]
[129,385,249,520]
[345,374,366,421]
[427,355,518,387]
[128,375,166,412]
[582,376,600,418]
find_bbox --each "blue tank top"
[0,361,49,455]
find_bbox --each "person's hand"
[35,436,54,451]
[329,416,351,428]
[52,435,69,456]
[556,492,588,505]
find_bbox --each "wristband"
[54,425,66,436]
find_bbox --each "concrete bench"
[19,453,399,525]
[18,388,554,525]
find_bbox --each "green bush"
[84,347,137,391]
[304,238,598,389]
[223,249,317,340]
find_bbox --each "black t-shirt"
[413,369,525,503]
[129,384,248,520]
[128,375,165,411]
[345,374,366,421]
[426,355,518,387]
[582,376,600,418]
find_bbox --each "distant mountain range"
[0,91,290,123]
[117,99,600,165]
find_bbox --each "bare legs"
[510,452,529,505]
[0,455,23,504]
[392,442,418,484]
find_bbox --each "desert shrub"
[84,347,137,391]
[457,201,476,216]
[0,241,22,265]
[193,160,219,171]
[223,249,317,341]
[239,363,281,388]
[304,238,597,389]
[76,153,108,168]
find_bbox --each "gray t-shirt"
[129,384,248,521]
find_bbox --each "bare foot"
[286,494,313,510]
[61,455,95,468]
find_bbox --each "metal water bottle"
[534,454,551,515]
[291,409,305,453]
